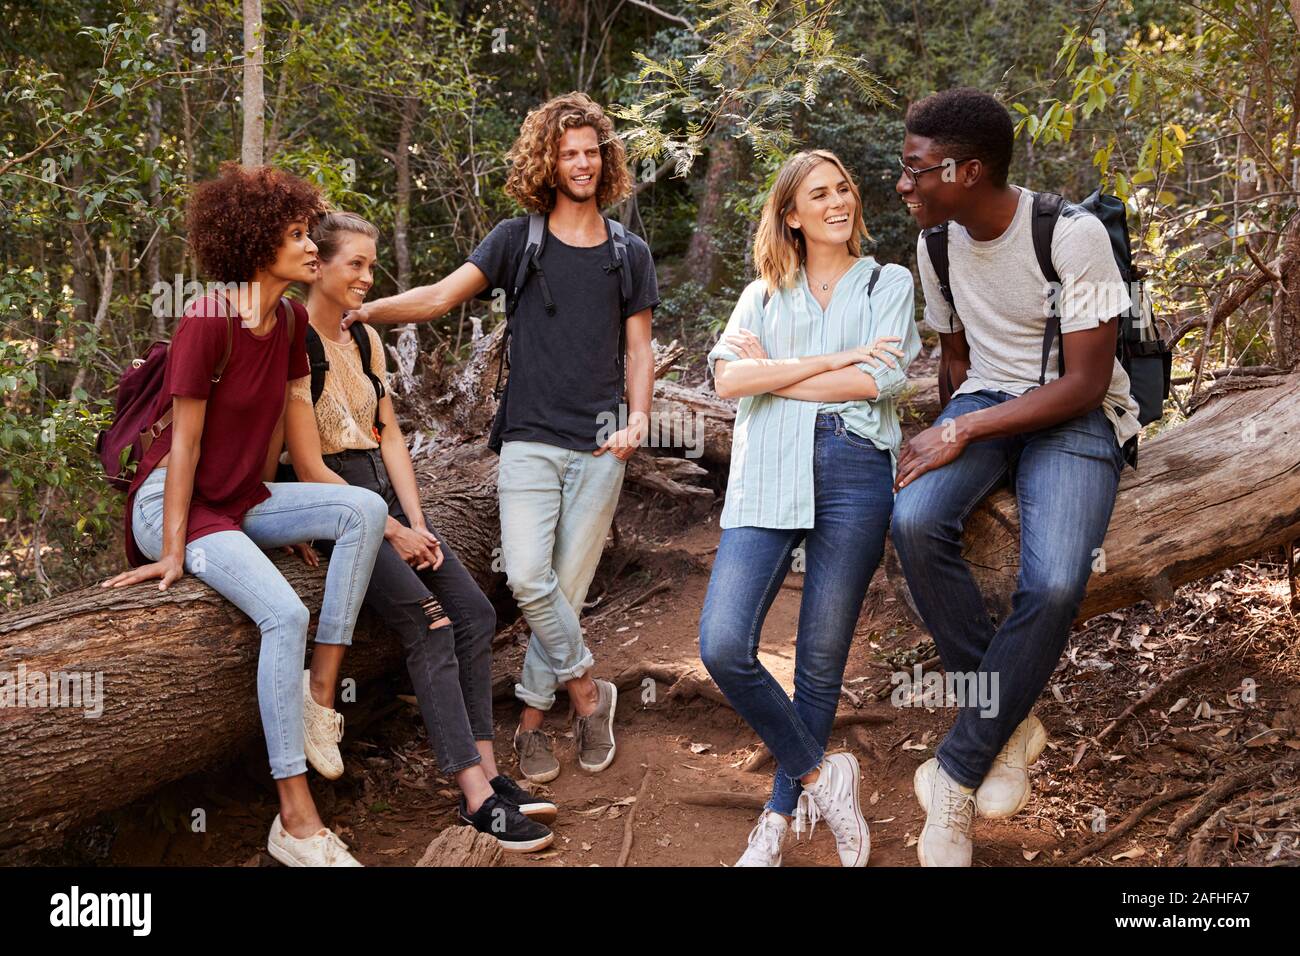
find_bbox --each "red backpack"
[96,296,294,491]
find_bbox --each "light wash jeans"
[497,440,626,710]
[132,467,389,779]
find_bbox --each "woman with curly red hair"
[103,164,390,867]
[344,92,659,790]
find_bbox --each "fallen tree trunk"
[0,335,705,857]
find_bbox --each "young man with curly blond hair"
[346,92,659,787]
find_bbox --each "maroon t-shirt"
[123,293,310,567]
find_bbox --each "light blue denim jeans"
[132,467,389,779]
[497,440,626,711]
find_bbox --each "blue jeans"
[891,390,1125,788]
[497,440,627,711]
[132,467,389,779]
[699,413,895,815]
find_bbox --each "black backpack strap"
[1032,191,1066,385]
[866,263,882,297]
[496,214,550,398]
[605,217,635,381]
[350,322,387,435]
[922,223,956,333]
[305,325,329,404]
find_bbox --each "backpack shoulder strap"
[209,293,238,384]
[1032,191,1066,384]
[606,217,634,313]
[922,223,956,333]
[305,325,329,404]
[867,263,883,297]
[508,213,551,317]
[281,297,297,346]
[350,322,387,433]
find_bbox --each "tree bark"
[240,0,265,168]
[685,133,737,293]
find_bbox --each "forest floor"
[44,490,1300,868]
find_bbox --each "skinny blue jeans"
[132,467,389,779]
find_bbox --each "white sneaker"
[975,715,1047,818]
[734,810,789,867]
[914,758,974,867]
[266,815,362,867]
[795,752,870,867]
[302,669,344,780]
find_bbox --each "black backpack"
[487,212,635,454]
[923,188,1172,466]
[275,322,386,481]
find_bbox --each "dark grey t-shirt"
[468,216,659,451]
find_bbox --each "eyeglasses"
[898,156,975,186]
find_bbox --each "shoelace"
[941,784,975,834]
[747,813,783,855]
[318,829,352,865]
[308,701,343,745]
[793,789,821,840]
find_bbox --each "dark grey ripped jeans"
[319,448,498,775]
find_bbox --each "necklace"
[807,258,855,292]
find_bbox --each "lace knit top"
[289,324,388,454]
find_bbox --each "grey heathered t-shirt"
[915,186,1141,447]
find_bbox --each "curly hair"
[904,88,1015,187]
[187,163,326,283]
[504,92,633,214]
[753,150,871,292]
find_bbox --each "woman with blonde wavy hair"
[699,149,921,867]
[343,91,660,792]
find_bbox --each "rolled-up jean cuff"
[514,683,557,711]
[936,746,982,789]
[551,653,594,684]
[311,632,351,647]
[271,756,308,781]
[441,753,483,775]
[473,733,496,742]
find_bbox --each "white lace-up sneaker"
[975,715,1047,818]
[302,669,344,780]
[266,815,362,867]
[914,758,974,867]
[794,752,870,867]
[734,810,789,867]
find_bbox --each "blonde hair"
[504,92,633,214]
[752,150,871,292]
[312,211,379,262]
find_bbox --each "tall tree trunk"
[145,0,178,338]
[1269,214,1300,368]
[685,133,737,293]
[389,96,420,395]
[241,0,265,167]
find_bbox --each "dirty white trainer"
[734,810,789,867]
[266,815,362,867]
[914,758,974,867]
[796,752,870,867]
[302,669,344,780]
[975,714,1047,819]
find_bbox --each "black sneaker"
[490,774,558,825]
[459,793,554,852]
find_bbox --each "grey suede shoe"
[513,727,560,784]
[574,679,618,773]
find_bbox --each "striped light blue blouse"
[707,256,920,530]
